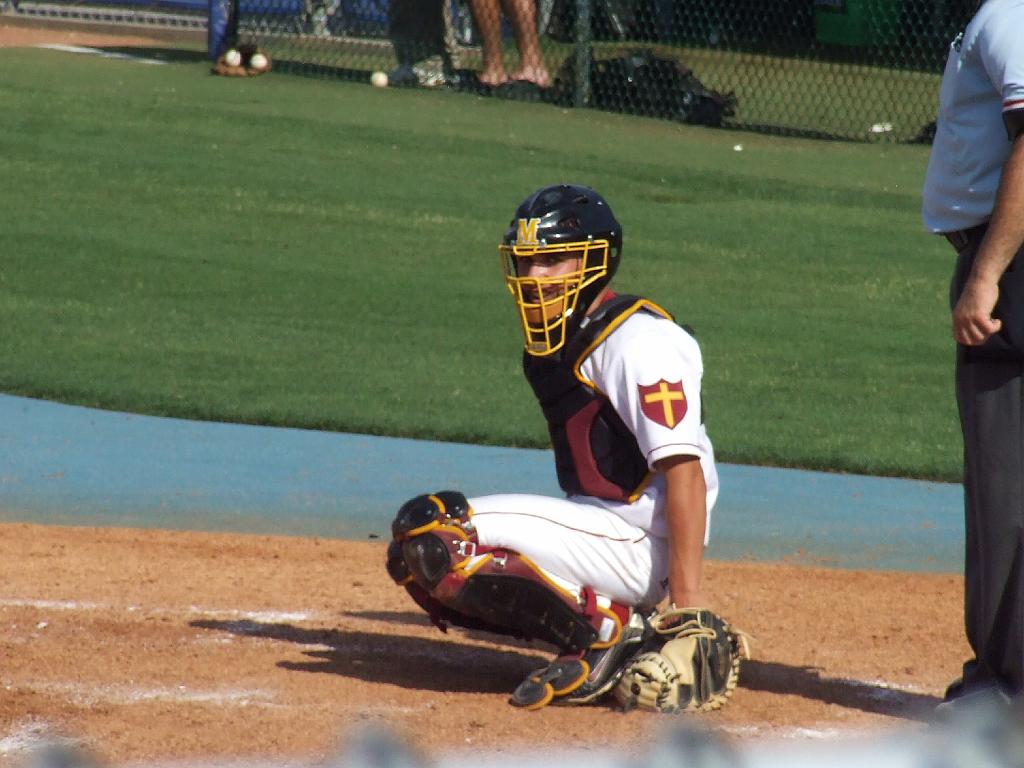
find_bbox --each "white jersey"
[576,309,718,539]
[470,305,718,608]
[922,0,1024,233]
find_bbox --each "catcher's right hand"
[613,606,749,714]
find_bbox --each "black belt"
[944,223,988,253]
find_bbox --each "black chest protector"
[522,294,676,502]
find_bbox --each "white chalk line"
[0,598,104,611]
[844,678,932,699]
[186,606,314,623]
[20,681,278,708]
[0,597,315,624]
[35,43,169,65]
[719,724,874,740]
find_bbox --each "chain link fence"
[7,0,974,140]
[219,0,971,141]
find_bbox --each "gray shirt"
[922,0,1024,234]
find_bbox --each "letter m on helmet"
[517,218,541,246]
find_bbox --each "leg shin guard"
[387,490,629,654]
[445,551,601,652]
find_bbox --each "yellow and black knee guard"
[385,491,625,655]
[387,491,475,590]
[386,490,495,634]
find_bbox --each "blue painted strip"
[0,394,964,572]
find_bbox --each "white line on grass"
[35,44,169,65]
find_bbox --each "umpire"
[923,0,1024,707]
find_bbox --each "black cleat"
[510,610,653,710]
[509,659,589,710]
[560,609,653,705]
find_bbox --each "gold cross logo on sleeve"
[640,380,687,429]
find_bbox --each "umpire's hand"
[953,276,1002,345]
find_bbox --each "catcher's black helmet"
[500,184,623,356]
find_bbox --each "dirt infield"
[0,522,967,766]
[0,14,204,49]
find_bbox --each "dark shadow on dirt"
[342,610,433,627]
[191,618,548,694]
[740,660,942,722]
[193,617,942,718]
[341,609,555,652]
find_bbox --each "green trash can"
[814,0,900,46]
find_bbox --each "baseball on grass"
[371,70,388,88]
[224,48,242,67]
[249,52,269,71]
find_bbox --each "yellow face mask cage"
[499,239,611,357]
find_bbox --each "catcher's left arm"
[656,454,710,609]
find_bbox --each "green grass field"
[254,30,942,142]
[0,46,958,480]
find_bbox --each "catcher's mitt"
[613,607,750,714]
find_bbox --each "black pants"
[389,0,452,68]
[950,241,1024,699]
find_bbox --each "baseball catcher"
[386,184,748,710]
